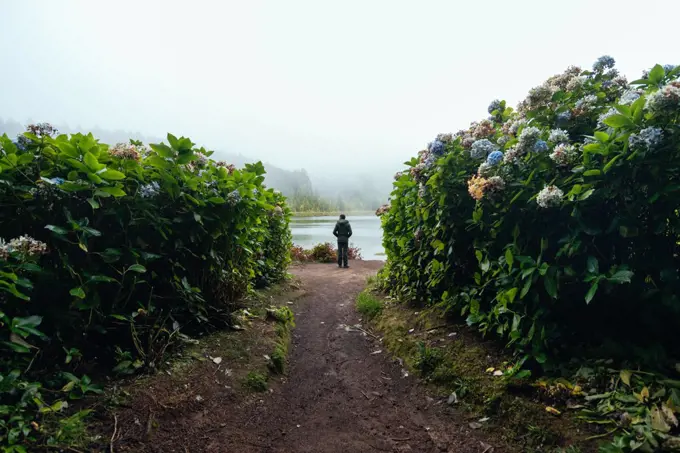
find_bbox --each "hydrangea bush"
[0,128,291,448]
[379,59,680,365]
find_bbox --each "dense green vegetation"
[0,125,291,451]
[379,58,680,451]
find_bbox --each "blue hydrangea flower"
[487,99,502,114]
[15,135,31,151]
[629,127,663,151]
[53,177,65,185]
[593,55,616,72]
[487,150,504,166]
[663,64,676,73]
[227,189,242,205]
[470,139,498,159]
[556,111,572,124]
[428,139,446,156]
[140,181,161,198]
[620,90,640,105]
[533,140,549,153]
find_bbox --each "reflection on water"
[290,216,384,261]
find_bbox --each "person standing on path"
[333,214,352,268]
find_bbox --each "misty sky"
[1,0,678,175]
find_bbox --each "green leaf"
[127,264,147,273]
[86,172,103,184]
[608,270,634,284]
[603,114,634,128]
[87,198,100,209]
[603,154,623,173]
[620,370,632,386]
[505,248,514,269]
[99,169,126,180]
[544,270,558,299]
[583,169,602,177]
[45,225,69,235]
[585,281,599,304]
[69,287,86,299]
[648,64,665,85]
[208,196,226,204]
[97,186,127,197]
[150,143,175,158]
[587,256,599,274]
[84,152,104,171]
[594,131,609,142]
[145,156,170,169]
[177,153,194,165]
[583,143,604,154]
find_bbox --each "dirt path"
[208,261,496,453]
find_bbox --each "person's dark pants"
[337,241,348,267]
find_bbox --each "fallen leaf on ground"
[212,357,222,364]
[545,406,561,415]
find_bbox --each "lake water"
[290,215,385,261]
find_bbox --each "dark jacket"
[333,219,352,243]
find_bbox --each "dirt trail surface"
[115,261,498,453]
[210,261,496,453]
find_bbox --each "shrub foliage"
[0,127,291,449]
[379,58,680,364]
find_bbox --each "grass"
[244,371,268,392]
[366,300,595,452]
[356,291,383,319]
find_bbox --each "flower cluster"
[436,133,454,144]
[593,55,616,72]
[488,99,502,114]
[487,150,504,166]
[227,189,242,205]
[467,175,505,200]
[517,126,541,154]
[418,183,427,198]
[629,127,663,151]
[503,147,521,164]
[215,161,236,174]
[533,140,549,153]
[109,143,142,161]
[619,90,641,105]
[478,162,494,176]
[645,81,680,113]
[0,235,48,260]
[548,129,569,144]
[473,120,496,139]
[376,204,391,216]
[573,95,598,116]
[536,185,564,208]
[139,181,161,198]
[549,144,578,167]
[470,139,498,159]
[27,123,58,137]
[428,139,446,156]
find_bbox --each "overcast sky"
[1,0,678,174]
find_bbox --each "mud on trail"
[113,262,498,453]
